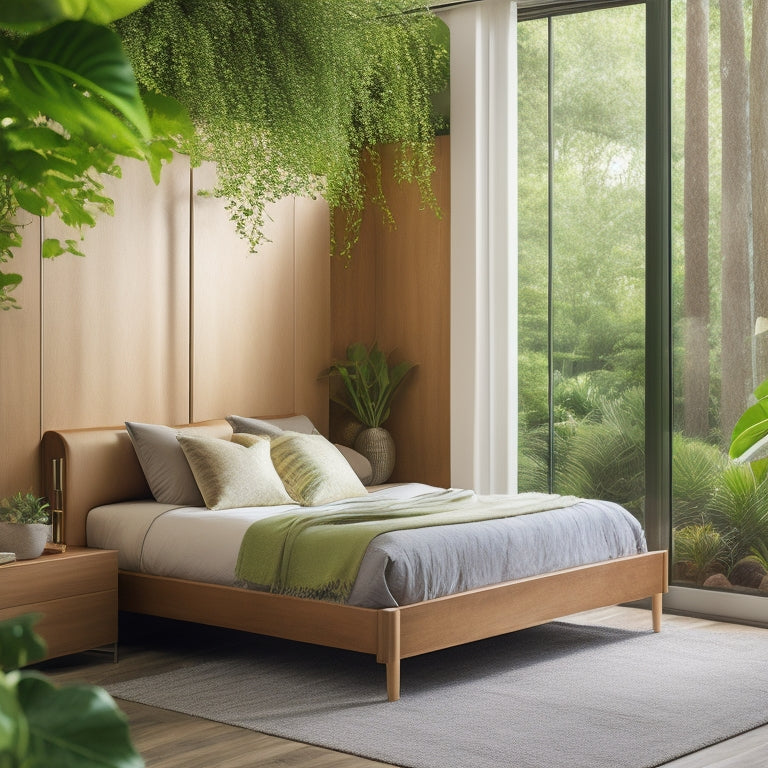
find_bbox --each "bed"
[41,419,668,701]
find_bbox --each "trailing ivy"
[114,0,449,256]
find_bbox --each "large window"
[517,4,647,526]
[518,0,768,619]
[670,0,768,603]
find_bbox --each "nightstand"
[0,547,118,662]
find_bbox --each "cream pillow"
[177,434,294,510]
[270,432,368,506]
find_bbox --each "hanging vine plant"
[114,0,449,257]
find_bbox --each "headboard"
[41,420,231,547]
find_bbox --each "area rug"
[107,621,768,768]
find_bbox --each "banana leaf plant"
[729,377,768,482]
[323,342,416,428]
[0,614,143,767]
[0,0,193,309]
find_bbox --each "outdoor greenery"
[0,0,193,309]
[115,0,449,257]
[0,614,142,767]
[517,1,768,594]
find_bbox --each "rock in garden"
[728,557,767,589]
[703,573,731,589]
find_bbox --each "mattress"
[86,483,647,608]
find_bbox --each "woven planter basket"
[337,416,365,448]
[0,522,51,560]
[354,427,396,485]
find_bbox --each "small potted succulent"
[0,492,51,560]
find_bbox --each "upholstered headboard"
[41,420,231,547]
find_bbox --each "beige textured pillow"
[177,434,294,510]
[270,432,368,506]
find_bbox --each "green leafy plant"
[729,377,768,481]
[325,342,416,428]
[114,0,449,258]
[554,388,646,519]
[671,433,726,527]
[0,0,194,309]
[0,492,50,524]
[673,523,727,585]
[0,614,143,767]
[710,464,768,565]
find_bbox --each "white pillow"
[270,432,368,506]
[177,434,294,510]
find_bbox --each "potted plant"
[0,492,51,560]
[0,614,143,767]
[325,342,416,484]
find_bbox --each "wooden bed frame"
[41,421,669,701]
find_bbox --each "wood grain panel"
[1,547,117,606]
[330,137,450,485]
[294,197,331,434]
[397,552,668,659]
[0,590,117,659]
[330,209,377,360]
[0,215,41,496]
[191,163,296,422]
[41,157,191,430]
[119,572,380,654]
[375,137,450,486]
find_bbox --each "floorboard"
[37,607,768,768]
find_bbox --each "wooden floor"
[39,606,768,768]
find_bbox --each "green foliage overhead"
[0,492,50,524]
[0,0,194,309]
[114,0,449,257]
[324,342,416,428]
[0,615,144,768]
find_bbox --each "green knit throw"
[235,488,581,602]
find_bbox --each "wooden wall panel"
[294,197,331,434]
[42,157,191,430]
[0,218,42,497]
[191,163,296,422]
[331,136,451,486]
[376,137,450,486]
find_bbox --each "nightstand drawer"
[1,548,117,608]
[0,590,117,659]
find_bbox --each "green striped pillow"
[270,432,368,506]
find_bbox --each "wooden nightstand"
[0,546,117,662]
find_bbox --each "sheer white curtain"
[437,0,518,493]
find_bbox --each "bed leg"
[387,659,401,702]
[379,608,401,701]
[652,593,662,633]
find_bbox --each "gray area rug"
[108,621,768,768]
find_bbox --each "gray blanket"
[348,499,646,607]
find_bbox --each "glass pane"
[517,18,551,492]
[671,0,768,597]
[518,6,647,528]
